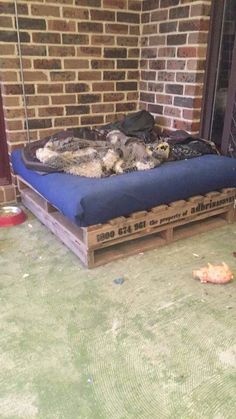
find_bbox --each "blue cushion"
[12,149,236,227]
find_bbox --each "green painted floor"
[0,215,236,419]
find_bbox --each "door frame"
[0,87,11,183]
[221,37,236,154]
[199,0,226,140]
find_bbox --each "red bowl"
[0,206,27,227]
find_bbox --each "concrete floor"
[0,214,236,419]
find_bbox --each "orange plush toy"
[193,262,233,284]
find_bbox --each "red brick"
[91,35,115,45]
[173,119,200,132]
[77,47,101,57]
[78,71,101,81]
[34,59,61,70]
[103,0,126,9]
[0,16,13,27]
[183,109,201,120]
[48,19,76,32]
[116,81,137,91]
[169,6,190,19]
[179,19,209,32]
[191,4,211,17]
[18,17,46,30]
[91,9,115,21]
[156,94,172,105]
[140,92,155,103]
[117,36,139,47]
[0,2,28,15]
[151,10,168,21]
[0,57,19,69]
[31,4,60,17]
[50,71,76,82]
[92,103,114,113]
[0,44,15,55]
[26,96,49,106]
[49,46,75,57]
[104,93,124,102]
[5,120,23,130]
[127,70,139,79]
[37,84,63,94]
[128,0,142,11]
[184,84,203,96]
[117,12,139,24]
[78,94,101,104]
[178,47,197,58]
[65,83,90,93]
[21,45,46,56]
[75,0,101,6]
[66,105,90,116]
[80,115,104,126]
[64,59,89,69]
[62,34,89,45]
[91,60,114,69]
[51,95,76,105]
[23,71,48,82]
[93,82,114,92]
[104,71,125,80]
[158,71,175,82]
[63,7,89,19]
[78,22,103,33]
[28,119,52,129]
[158,47,176,57]
[167,59,185,70]
[164,106,181,118]
[38,107,64,117]
[116,102,136,112]
[104,48,127,58]
[143,24,158,35]
[54,117,79,127]
[32,32,61,44]
[105,24,128,34]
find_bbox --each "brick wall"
[0,0,214,204]
[0,0,141,154]
[140,0,212,133]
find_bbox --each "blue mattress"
[12,149,236,227]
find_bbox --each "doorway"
[0,87,11,184]
[200,0,236,155]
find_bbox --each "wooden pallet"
[17,176,236,268]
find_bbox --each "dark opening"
[200,0,236,152]
[0,87,11,184]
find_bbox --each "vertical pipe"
[14,0,30,143]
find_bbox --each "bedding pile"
[22,110,219,178]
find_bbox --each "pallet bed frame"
[17,176,236,268]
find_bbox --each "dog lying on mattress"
[36,130,170,178]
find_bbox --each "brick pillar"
[140,0,212,134]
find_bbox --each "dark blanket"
[21,110,218,175]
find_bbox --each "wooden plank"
[17,175,236,269]
[93,232,167,267]
[87,190,236,248]
[130,211,148,219]
[109,216,127,225]
[151,204,168,213]
[173,216,227,241]
[188,195,204,203]
[21,188,88,267]
[169,200,186,208]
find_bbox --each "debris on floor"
[192,262,233,284]
[113,277,125,285]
